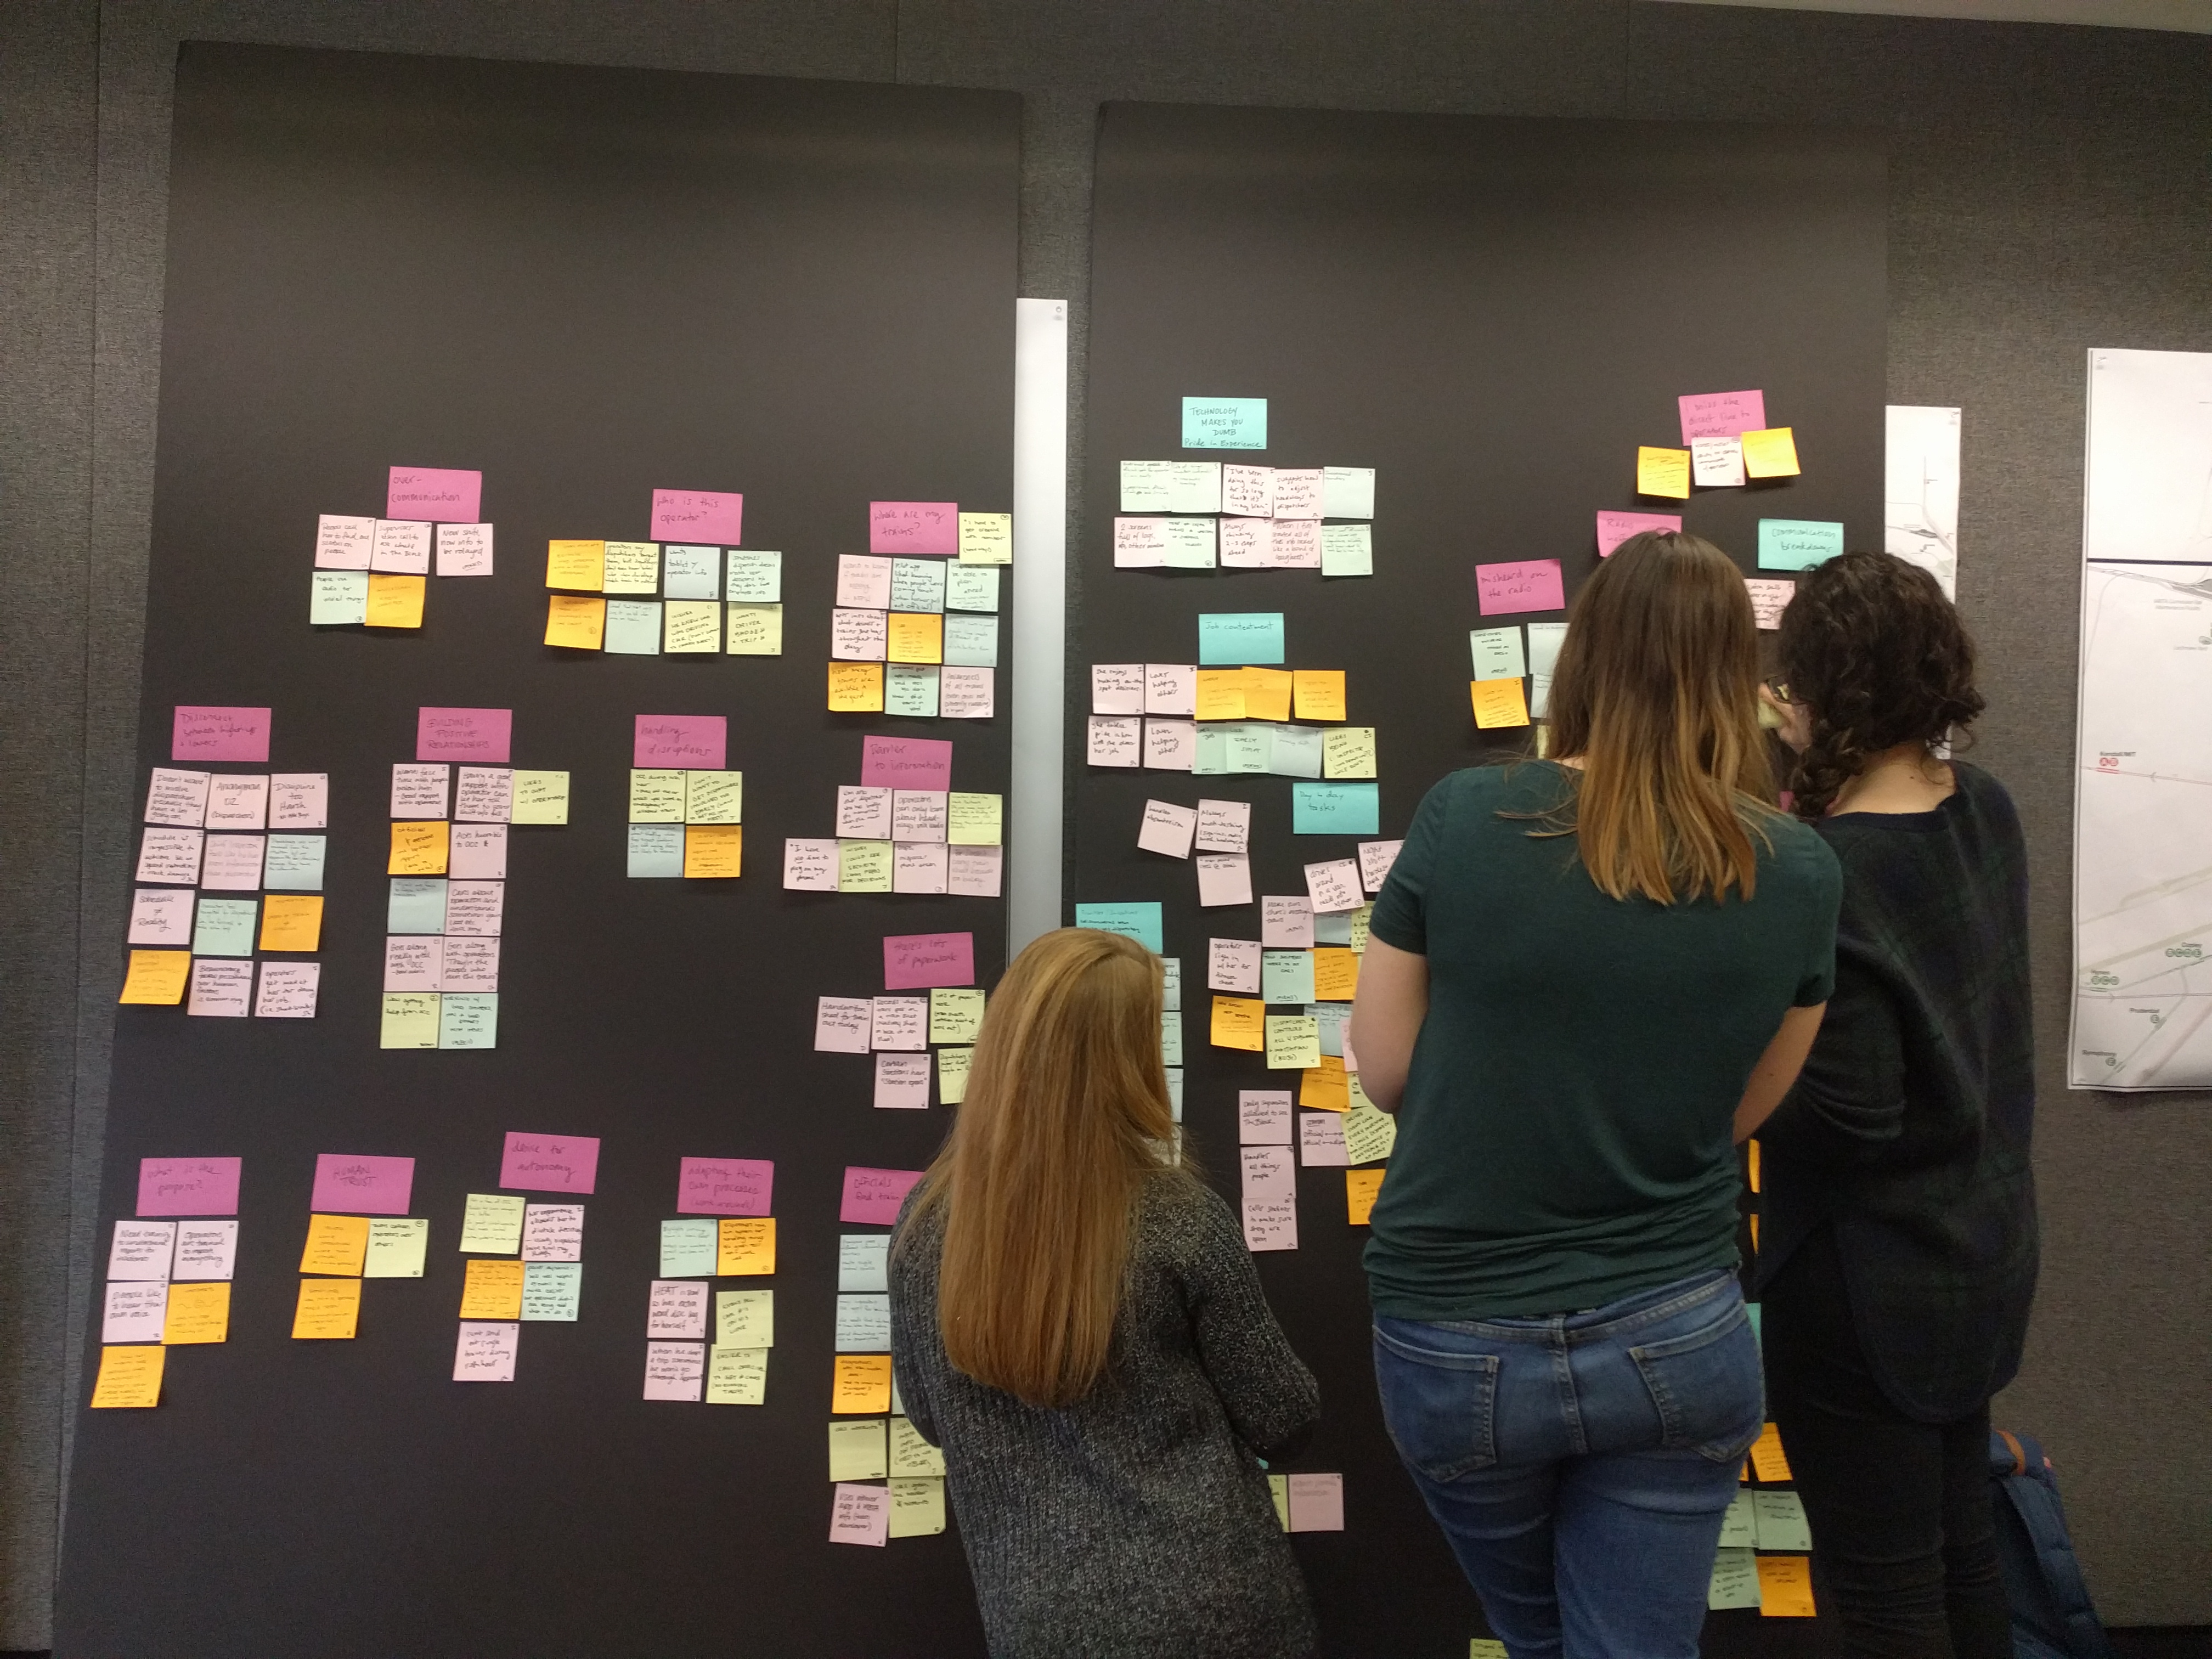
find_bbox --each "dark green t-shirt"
[1363,761,1841,1321]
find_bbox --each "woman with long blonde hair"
[1349,532,1843,1658]
[890,927,1320,1659]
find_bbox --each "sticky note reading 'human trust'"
[172,707,270,764]
[499,1132,601,1194]
[387,466,482,522]
[310,1153,416,1215]
[650,488,743,544]
[416,707,512,764]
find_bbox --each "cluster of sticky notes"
[540,489,782,654]
[289,1154,428,1345]
[1116,454,1375,577]
[783,735,1003,899]
[1465,620,1567,727]
[90,1156,246,1407]
[827,545,999,717]
[450,1132,601,1384]
[645,1157,777,1403]
[623,714,742,879]
[1632,391,1802,505]
[815,980,985,1113]
[310,469,489,628]
[1261,1470,1345,1532]
[122,710,327,1018]
[1708,1421,1818,1616]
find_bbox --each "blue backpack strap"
[1990,1429,2117,1659]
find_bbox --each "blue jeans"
[1373,1269,1763,1659]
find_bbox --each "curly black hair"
[1774,550,1984,820]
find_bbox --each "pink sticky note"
[386,466,482,522]
[1475,559,1565,617]
[884,932,975,990]
[416,706,512,764]
[869,501,958,556]
[311,1153,416,1215]
[1595,510,1682,557]
[651,488,744,544]
[137,1155,242,1217]
[840,1166,925,1225]
[634,714,727,770]
[1288,1472,1346,1531]
[676,1156,774,1216]
[499,1132,601,1194]
[830,1482,890,1546]
[1677,390,1767,443]
[172,706,270,763]
[860,735,953,791]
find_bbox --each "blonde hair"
[903,928,1180,1408]
[1537,531,1778,903]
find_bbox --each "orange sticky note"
[546,538,606,591]
[1346,1169,1384,1226]
[684,823,743,879]
[365,573,426,629]
[1292,669,1347,722]
[828,662,884,713]
[1471,678,1530,729]
[89,1344,165,1407]
[1756,1555,1817,1617]
[1749,1421,1793,1482]
[716,1217,776,1276]
[545,594,607,649]
[1312,947,1359,1002]
[1741,427,1801,479]
[388,820,449,876]
[459,1257,524,1320]
[1749,1213,1760,1250]
[119,949,191,1006]
[1241,667,1294,722]
[1194,669,1248,722]
[1210,995,1265,1052]
[291,1276,362,1339]
[1637,445,1692,499]
[299,1214,371,1276]
[1747,1138,1762,1193]
[832,1353,893,1415]
[162,1280,231,1345]
[258,893,324,952]
[886,612,945,665]
[1300,1056,1350,1111]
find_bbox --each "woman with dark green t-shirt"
[1350,532,1842,1659]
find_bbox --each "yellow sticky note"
[1241,667,1293,723]
[958,511,1012,565]
[716,1217,776,1276]
[89,1344,166,1407]
[828,1418,888,1481]
[629,769,685,823]
[364,573,426,629]
[828,662,884,713]
[1194,669,1248,722]
[1471,678,1531,729]
[258,893,324,952]
[1747,1138,1762,1193]
[1637,445,1692,499]
[1757,1555,1817,1617]
[291,1276,362,1339]
[1342,1104,1396,1165]
[546,538,606,591]
[544,595,607,649]
[119,949,191,1006]
[928,988,986,1045]
[380,992,440,1049]
[1471,1643,1508,1659]
[1300,1055,1350,1110]
[1312,947,1359,1002]
[510,770,570,825]
[1293,669,1347,722]
[1346,1168,1384,1226]
[162,1280,230,1345]
[1349,902,1372,955]
[1268,1474,1290,1530]
[459,1257,524,1320]
[706,1346,768,1405]
[726,601,783,655]
[718,1288,774,1347]
[1322,727,1376,780]
[300,1214,371,1276]
[363,1217,430,1278]
[1266,1014,1322,1070]
[832,1354,893,1415]
[1211,995,1265,1052]
[947,792,1002,846]
[889,1415,946,1476]
[886,611,944,665]
[937,1046,974,1104]
[685,770,743,825]
[602,540,659,594]
[1749,1421,1793,1482]
[888,1476,947,1537]
[1346,1069,1379,1114]
[664,599,722,653]
[388,820,449,876]
[837,839,893,893]
[684,823,743,879]
[1741,427,1801,479]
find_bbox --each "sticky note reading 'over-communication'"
[650,489,743,544]
[499,1132,600,1194]
[387,466,481,522]
[173,707,270,764]
[416,707,511,764]
[634,714,726,770]
[883,932,975,990]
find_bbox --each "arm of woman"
[1757,952,1909,1162]
[1731,1002,1827,1144]
[1347,937,1427,1114]
[887,1227,943,1447]
[1186,1189,1321,1459]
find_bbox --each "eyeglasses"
[1765,680,1798,705]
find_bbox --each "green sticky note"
[1224,724,1272,775]
[520,1260,582,1321]
[1708,1547,1760,1610]
[1719,1489,1757,1548]
[1191,727,1229,776]
[1470,626,1526,681]
[943,565,1000,613]
[310,569,369,625]
[1757,518,1845,572]
[1747,1301,1762,1349]
[387,879,447,934]
[191,898,258,956]
[889,559,946,613]
[943,614,998,667]
[1161,1011,1184,1067]
[1752,1490,1813,1551]
[1074,902,1163,955]
[1267,725,1324,779]
[363,1217,430,1279]
[459,1192,526,1253]
[263,833,326,891]
[380,992,441,1049]
[603,599,663,654]
[1198,613,1285,665]
[1262,950,1316,1006]
[1292,781,1380,835]
[725,549,781,603]
[1319,524,1373,578]
[627,825,684,878]
[438,992,498,1050]
[1307,1002,1348,1054]
[1160,957,1181,1012]
[661,1217,718,1277]
[662,545,720,599]
[884,664,940,717]
[1182,396,1267,450]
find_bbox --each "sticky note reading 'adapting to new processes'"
[1181,397,1267,450]
[650,489,743,544]
[499,1132,601,1194]
[172,706,270,764]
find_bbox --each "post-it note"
[1595,509,1682,557]
[1637,446,1692,499]
[1472,678,1531,729]
[416,707,511,765]
[1757,518,1843,571]
[1475,560,1564,617]
[1291,782,1379,836]
[544,595,606,648]
[499,1132,600,1194]
[678,1156,773,1217]
[1073,901,1164,955]
[870,502,957,556]
[650,488,743,544]
[1678,390,1766,442]
[387,466,480,521]
[1198,614,1286,666]
[839,1166,925,1226]
[1182,396,1267,449]
[311,1154,414,1215]
[89,1344,165,1407]
[1741,427,1802,478]
[292,1276,362,1339]
[172,706,270,764]
[884,932,975,990]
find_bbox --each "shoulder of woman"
[1137,1172,1237,1255]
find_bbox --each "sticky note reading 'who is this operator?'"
[650,489,743,545]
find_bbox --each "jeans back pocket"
[1373,1324,1502,1482]
[1626,1302,1764,1463]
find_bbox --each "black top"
[1756,761,2040,1423]
[890,1176,1321,1659]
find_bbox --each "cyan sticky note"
[1074,901,1164,956]
[1198,613,1286,665]
[1182,396,1267,450]
[1292,782,1380,836]
[943,614,998,668]
[387,878,448,934]
[604,599,663,654]
[628,824,684,878]
[520,1260,581,1321]
[263,833,326,891]
[191,898,258,957]
[438,992,498,1049]
[663,545,720,600]
[1757,519,1845,572]
[661,1218,718,1277]
[1262,950,1316,1005]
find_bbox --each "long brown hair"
[1538,531,1778,903]
[902,927,1180,1408]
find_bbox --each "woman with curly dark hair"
[1757,549,2038,1659]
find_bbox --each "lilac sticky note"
[311,1153,416,1215]
[387,466,482,522]
[634,714,727,770]
[1595,510,1682,557]
[1286,1471,1346,1531]
[172,706,270,763]
[868,501,958,556]
[415,707,512,764]
[859,735,952,791]
[1475,560,1565,617]
[499,1131,601,1194]
[1677,390,1767,443]
[137,1155,242,1217]
[650,489,743,544]
[884,932,976,990]
[839,1166,925,1225]
[676,1156,774,1216]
